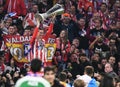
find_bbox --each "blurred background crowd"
[0,0,120,87]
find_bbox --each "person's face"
[74,49,80,55]
[104,63,112,73]
[116,82,120,87]
[116,21,120,29]
[93,13,100,19]
[92,53,99,61]
[96,74,103,81]
[38,30,44,39]
[78,19,85,27]
[80,56,87,62]
[60,30,66,38]
[5,21,11,28]
[62,17,70,24]
[0,7,3,13]
[88,6,93,12]
[110,11,116,19]
[8,26,15,35]
[70,6,76,13]
[100,4,107,12]
[6,18,12,24]
[101,59,107,66]
[24,30,31,36]
[44,71,55,84]
[108,57,116,65]
[14,25,18,33]
[70,45,76,52]
[115,0,120,8]
[94,19,101,28]
[32,5,38,13]
[109,39,116,46]
[70,53,78,62]
[72,39,79,47]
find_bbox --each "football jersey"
[15,76,50,87]
[28,23,56,66]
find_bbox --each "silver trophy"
[35,4,64,22]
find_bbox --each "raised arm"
[30,19,40,45]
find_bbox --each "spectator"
[107,10,117,26]
[53,13,78,43]
[78,54,91,75]
[116,60,120,78]
[98,3,108,30]
[0,52,6,74]
[55,29,71,69]
[44,66,64,87]
[76,17,89,56]
[108,56,116,67]
[89,36,110,58]
[0,5,5,20]
[74,79,85,87]
[99,58,107,72]
[23,26,32,36]
[72,37,80,49]
[58,72,71,87]
[7,24,19,35]
[23,4,39,28]
[91,53,101,73]
[69,53,80,79]
[77,66,97,87]
[99,74,115,87]
[104,63,119,80]
[5,58,20,74]
[90,18,105,38]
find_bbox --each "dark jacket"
[52,80,64,87]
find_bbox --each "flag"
[6,43,28,62]
[3,35,32,63]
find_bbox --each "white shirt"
[77,74,92,87]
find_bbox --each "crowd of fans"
[0,0,120,87]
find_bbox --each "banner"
[45,43,56,62]
[3,35,32,63]
[3,35,57,63]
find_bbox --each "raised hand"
[50,13,57,23]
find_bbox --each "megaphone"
[35,4,64,22]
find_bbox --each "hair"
[44,66,55,74]
[94,18,103,26]
[79,53,87,57]
[24,26,32,30]
[60,29,68,44]
[74,79,85,87]
[84,66,94,77]
[0,5,3,8]
[101,2,107,7]
[108,56,116,60]
[0,51,5,57]
[105,62,113,69]
[58,72,67,82]
[30,59,42,73]
[99,74,115,87]
[78,17,86,21]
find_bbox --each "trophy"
[35,4,64,22]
